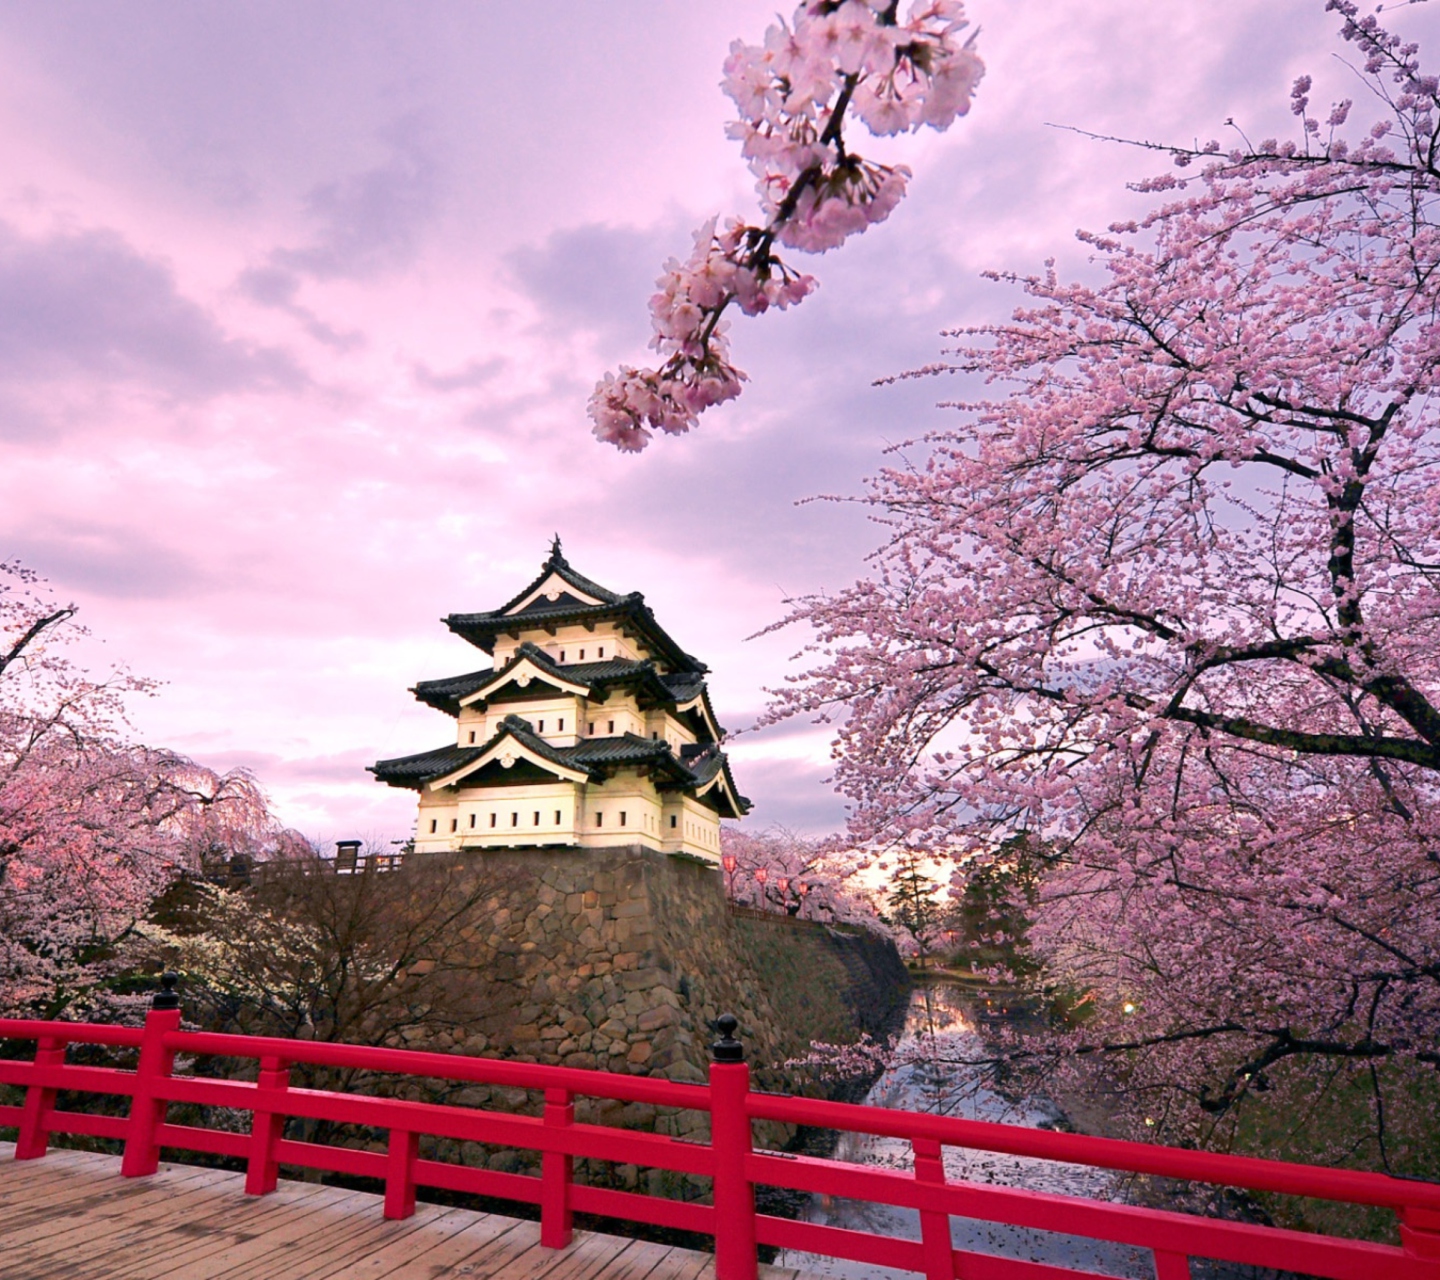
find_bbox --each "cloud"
[0,220,305,399]
[270,117,441,281]
[412,356,506,392]
[3,521,211,600]
[506,221,680,344]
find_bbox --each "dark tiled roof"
[411,669,492,713]
[371,743,483,786]
[413,642,709,719]
[371,714,741,804]
[491,544,625,616]
[444,549,707,675]
[661,672,707,703]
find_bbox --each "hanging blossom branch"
[589,0,983,452]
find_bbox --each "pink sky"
[3,1,1434,843]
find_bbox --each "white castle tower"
[372,540,750,860]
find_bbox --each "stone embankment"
[407,845,907,1168]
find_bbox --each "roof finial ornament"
[548,533,564,566]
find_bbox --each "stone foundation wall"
[410,844,907,1156]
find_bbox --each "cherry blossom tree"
[720,824,889,932]
[0,561,289,1018]
[768,2,1440,1165]
[590,0,982,451]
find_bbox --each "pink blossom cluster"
[765,4,1440,1150]
[0,561,300,1018]
[590,0,981,451]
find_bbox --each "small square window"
[588,722,595,734]
[490,813,497,828]
[469,813,476,828]
[533,811,540,826]
[430,819,438,833]
[579,649,586,660]
[620,811,627,826]
[538,719,545,732]
[554,810,561,823]
[595,812,603,826]
[608,720,615,734]
[598,646,605,657]
[468,731,476,744]
[651,731,657,740]
[511,812,518,827]
[558,718,564,731]
[669,815,677,829]
[450,819,458,832]
[560,650,566,661]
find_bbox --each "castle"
[371,541,750,861]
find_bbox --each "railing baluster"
[541,1086,575,1248]
[710,1015,758,1280]
[1153,1251,1192,1279]
[384,1128,419,1219]
[1401,1205,1440,1262]
[15,1035,65,1160]
[120,977,183,1178]
[913,1137,954,1280]
[245,1054,289,1195]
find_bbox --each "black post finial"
[711,1013,743,1063]
[151,971,181,1012]
[549,533,563,563]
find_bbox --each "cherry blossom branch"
[589,0,982,451]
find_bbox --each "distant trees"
[0,560,295,1018]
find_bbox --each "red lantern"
[755,867,768,884]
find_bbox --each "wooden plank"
[0,1144,822,1280]
[0,1164,234,1260]
[333,1209,535,1280]
[286,1205,493,1280]
[96,1182,393,1280]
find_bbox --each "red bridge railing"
[2,996,1439,1280]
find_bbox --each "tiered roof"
[370,542,750,819]
[442,541,707,674]
[373,714,749,817]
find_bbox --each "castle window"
[560,650,566,661]
[469,731,476,744]
[595,812,603,826]
[538,720,545,732]
[430,819,438,833]
[490,813,497,828]
[558,718,564,731]
[598,646,605,657]
[670,815,677,829]
[533,811,540,826]
[554,810,561,823]
[651,731,657,740]
[511,812,518,827]
[579,649,585,660]
[608,720,615,734]
[469,813,476,828]
[588,722,595,734]
[620,811,627,826]
[450,819,458,832]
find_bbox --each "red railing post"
[913,1137,955,1280]
[245,1054,289,1195]
[121,976,183,1178]
[541,1086,575,1248]
[1153,1252,1193,1279]
[15,1035,65,1160]
[1402,1205,1440,1263]
[709,1014,758,1280]
[385,1128,419,1219]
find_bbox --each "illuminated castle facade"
[371,541,749,861]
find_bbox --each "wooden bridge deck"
[0,1143,814,1280]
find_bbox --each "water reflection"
[778,982,1151,1279]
